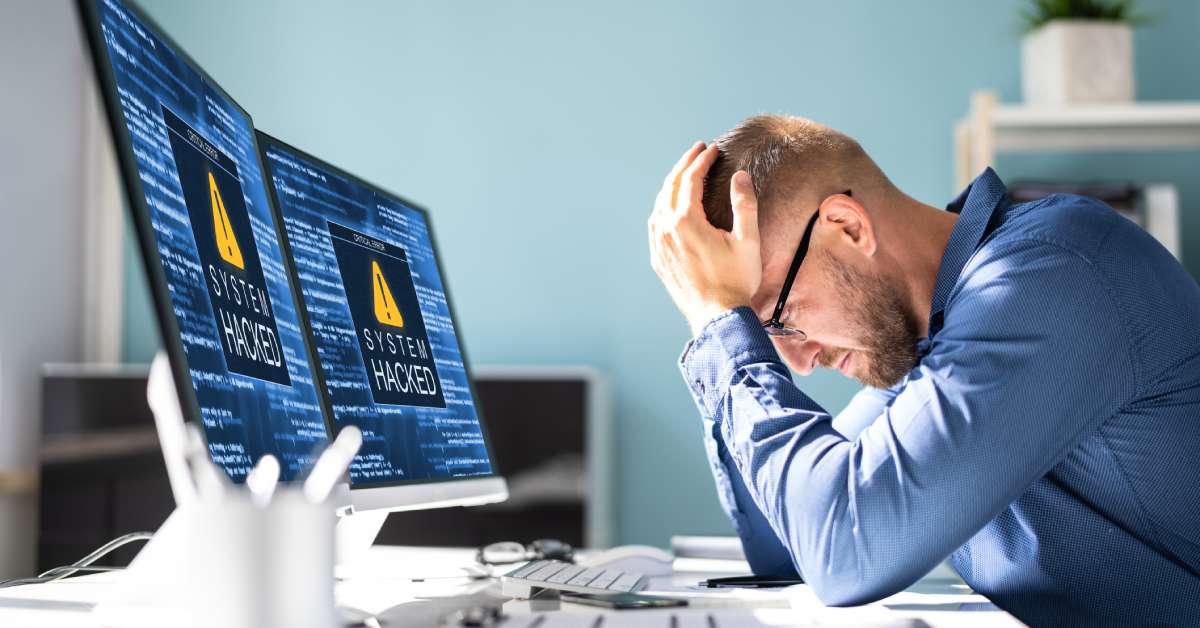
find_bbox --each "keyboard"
[499,559,647,598]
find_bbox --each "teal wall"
[122,0,1200,547]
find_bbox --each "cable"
[37,531,153,580]
[0,531,153,589]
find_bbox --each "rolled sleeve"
[679,307,779,420]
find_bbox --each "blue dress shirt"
[679,169,1200,626]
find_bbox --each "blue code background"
[94,0,327,481]
[263,140,494,485]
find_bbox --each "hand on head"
[648,142,762,336]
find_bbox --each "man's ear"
[820,193,876,257]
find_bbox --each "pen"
[246,454,280,507]
[700,575,805,588]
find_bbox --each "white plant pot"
[1022,20,1134,105]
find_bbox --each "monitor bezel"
[74,0,343,497]
[255,131,506,498]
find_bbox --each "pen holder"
[94,355,356,627]
[185,489,338,628]
[95,487,338,628]
[183,492,266,627]
[264,490,338,628]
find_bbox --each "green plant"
[1020,0,1147,31]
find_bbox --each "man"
[647,114,1200,626]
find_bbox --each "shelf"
[954,91,1200,188]
[40,426,160,465]
[992,101,1200,152]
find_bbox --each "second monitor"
[258,132,505,512]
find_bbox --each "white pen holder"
[265,490,337,628]
[94,488,338,628]
[186,492,267,627]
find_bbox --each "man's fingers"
[677,144,719,218]
[648,218,661,273]
[648,213,666,245]
[668,142,706,210]
[664,141,705,188]
[730,170,759,242]
[653,142,703,222]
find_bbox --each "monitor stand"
[334,506,387,574]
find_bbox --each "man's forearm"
[681,308,949,604]
[714,425,802,578]
[691,401,799,577]
[680,256,1132,605]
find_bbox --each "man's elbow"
[799,560,913,607]
[809,578,896,607]
[785,518,929,606]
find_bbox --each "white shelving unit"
[954,90,1200,189]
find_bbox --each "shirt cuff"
[677,306,780,419]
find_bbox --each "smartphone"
[560,592,688,609]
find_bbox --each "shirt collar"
[927,167,1010,336]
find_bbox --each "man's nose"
[786,339,824,376]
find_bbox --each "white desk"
[0,546,1025,627]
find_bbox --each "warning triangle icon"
[372,260,404,329]
[209,171,245,270]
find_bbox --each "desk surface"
[0,545,1025,627]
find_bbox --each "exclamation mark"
[376,274,393,323]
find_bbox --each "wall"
[122,0,1200,547]
[0,0,89,577]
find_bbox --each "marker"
[303,426,363,504]
[184,424,229,499]
[246,454,280,507]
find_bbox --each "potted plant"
[1021,0,1145,105]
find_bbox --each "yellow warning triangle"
[372,260,404,328]
[209,171,244,270]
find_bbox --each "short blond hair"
[702,115,892,231]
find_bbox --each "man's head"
[702,114,923,388]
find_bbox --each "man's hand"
[648,142,762,336]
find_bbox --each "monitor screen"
[258,134,496,488]
[81,0,328,481]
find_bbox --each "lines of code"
[263,143,494,486]
[95,0,327,481]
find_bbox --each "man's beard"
[818,251,920,389]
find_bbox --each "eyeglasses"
[476,539,574,566]
[761,190,852,339]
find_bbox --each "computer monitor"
[76,0,506,521]
[76,0,331,486]
[256,133,507,514]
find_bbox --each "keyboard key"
[526,562,570,582]
[588,570,620,589]
[547,565,587,584]
[609,573,643,592]
[566,568,606,587]
[505,561,546,578]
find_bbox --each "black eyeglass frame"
[761,190,852,338]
